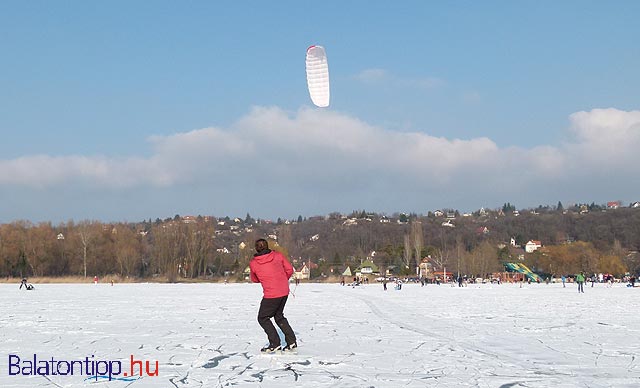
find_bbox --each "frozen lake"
[1,282,639,387]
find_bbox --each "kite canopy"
[305,45,330,108]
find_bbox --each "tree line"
[2,205,640,281]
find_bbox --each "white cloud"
[566,108,640,169]
[1,107,640,219]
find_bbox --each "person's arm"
[250,262,259,283]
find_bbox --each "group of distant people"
[18,276,114,290]
[561,272,638,292]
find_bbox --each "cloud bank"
[1,107,639,220]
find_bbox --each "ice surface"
[2,282,639,387]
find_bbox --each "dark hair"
[255,239,269,250]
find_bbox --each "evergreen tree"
[502,203,516,213]
[331,252,342,267]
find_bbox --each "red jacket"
[250,250,293,298]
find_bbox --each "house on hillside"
[295,264,310,280]
[356,260,379,276]
[343,218,358,226]
[182,215,197,224]
[607,201,621,209]
[476,226,490,235]
[525,240,542,253]
[295,261,318,280]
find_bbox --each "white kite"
[305,45,330,108]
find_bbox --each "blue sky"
[1,1,639,223]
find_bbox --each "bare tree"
[403,234,411,270]
[77,221,100,278]
[183,222,215,278]
[411,221,423,273]
[430,247,449,278]
[469,241,501,279]
[113,225,141,277]
[150,222,185,281]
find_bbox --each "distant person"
[93,275,98,285]
[249,239,297,353]
[395,279,402,290]
[20,278,35,290]
[576,272,585,293]
[631,276,636,288]
[561,275,566,288]
[383,278,387,291]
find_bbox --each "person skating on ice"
[250,239,297,353]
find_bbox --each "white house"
[343,219,358,226]
[525,240,542,253]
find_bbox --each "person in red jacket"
[250,239,297,353]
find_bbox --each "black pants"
[258,296,296,347]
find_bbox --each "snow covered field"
[2,282,639,387]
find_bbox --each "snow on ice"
[1,282,639,387]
